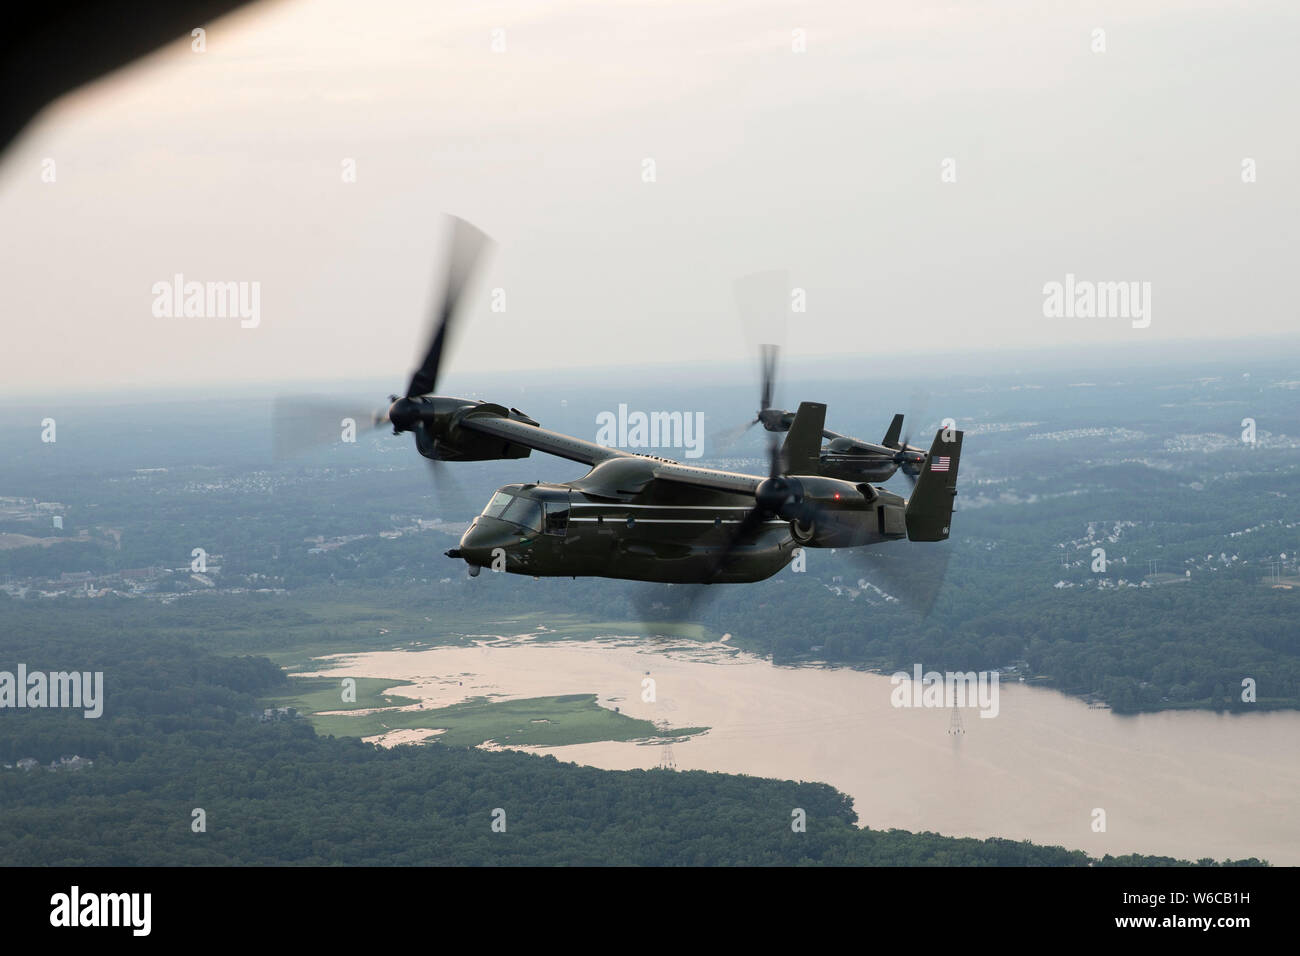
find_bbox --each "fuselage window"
[544,502,570,536]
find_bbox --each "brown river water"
[304,633,1300,864]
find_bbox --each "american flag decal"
[931,456,951,472]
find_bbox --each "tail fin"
[905,428,963,541]
[781,401,826,473]
[881,413,904,449]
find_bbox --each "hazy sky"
[1,0,1297,396]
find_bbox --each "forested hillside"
[0,597,1262,865]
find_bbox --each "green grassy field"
[279,685,706,747]
[197,591,716,749]
[261,675,422,714]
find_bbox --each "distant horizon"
[2,331,1296,406]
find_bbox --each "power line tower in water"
[656,721,676,770]
[1267,560,1282,586]
[947,699,965,735]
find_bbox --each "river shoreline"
[300,631,1300,865]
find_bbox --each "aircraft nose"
[446,518,518,569]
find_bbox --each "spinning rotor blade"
[406,216,492,399]
[630,581,722,635]
[893,388,932,488]
[408,419,479,517]
[708,419,758,454]
[631,426,788,629]
[758,342,778,416]
[733,269,789,353]
[729,269,789,432]
[425,456,474,519]
[698,422,792,583]
[632,441,785,629]
[842,540,954,617]
[272,397,386,462]
[708,342,782,453]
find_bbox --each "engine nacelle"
[779,475,877,548]
[407,397,536,462]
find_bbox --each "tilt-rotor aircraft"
[724,343,931,485]
[370,217,963,585]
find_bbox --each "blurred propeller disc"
[894,387,933,488]
[843,540,954,617]
[406,216,492,399]
[425,456,475,520]
[272,397,385,462]
[733,269,789,355]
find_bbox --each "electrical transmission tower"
[947,700,965,735]
[656,721,677,770]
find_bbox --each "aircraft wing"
[651,462,762,497]
[458,414,633,466]
[462,413,764,496]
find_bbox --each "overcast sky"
[1,0,1296,397]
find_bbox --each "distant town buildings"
[4,755,93,772]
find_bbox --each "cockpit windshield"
[482,492,512,519]
[480,491,544,533]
